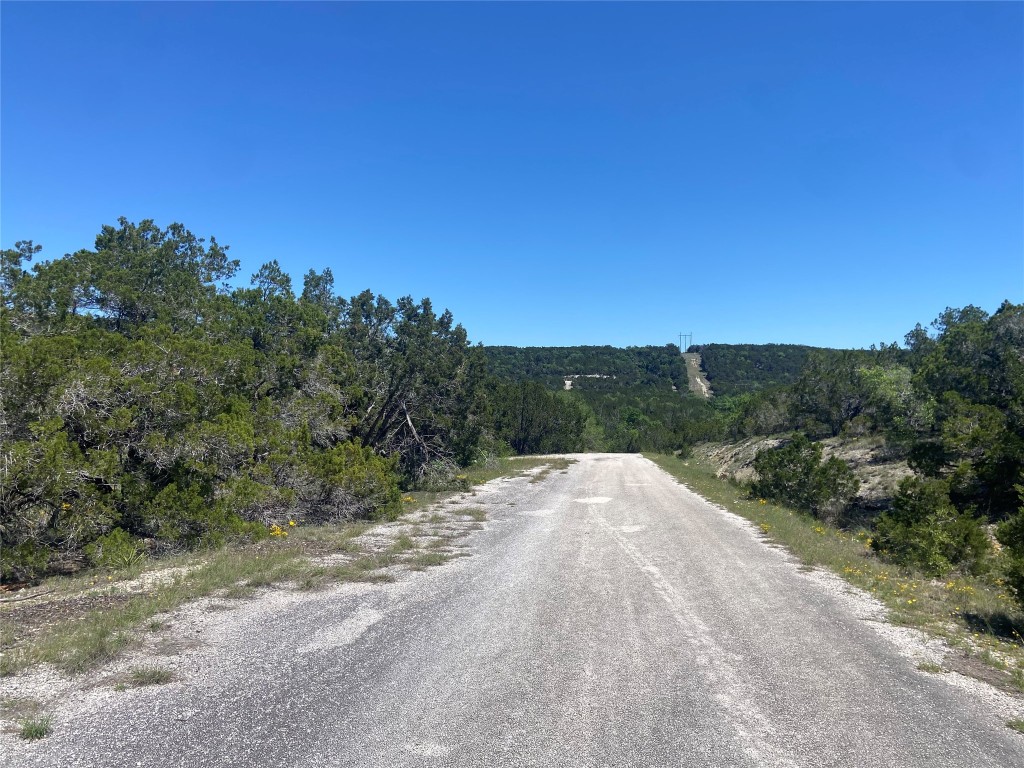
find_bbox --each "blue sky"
[2,2,1021,349]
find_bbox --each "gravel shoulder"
[3,454,1023,767]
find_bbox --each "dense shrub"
[997,487,1024,604]
[872,477,990,576]
[750,434,859,523]
[0,221,483,583]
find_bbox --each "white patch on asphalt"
[520,509,556,517]
[574,497,612,504]
[403,741,450,757]
[616,525,645,533]
[297,607,383,654]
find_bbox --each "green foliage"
[718,387,795,439]
[0,542,50,584]
[695,343,868,398]
[872,477,990,577]
[1,219,486,582]
[858,364,934,443]
[489,381,590,455]
[84,528,144,570]
[18,714,53,741]
[997,487,1024,607]
[791,351,875,438]
[482,345,725,455]
[304,442,401,521]
[910,302,1024,519]
[484,344,688,392]
[750,434,859,523]
[701,302,1021,584]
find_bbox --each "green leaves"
[1,218,486,583]
[750,434,859,523]
[872,477,990,577]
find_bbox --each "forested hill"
[483,344,686,391]
[693,343,880,398]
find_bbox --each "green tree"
[872,476,990,576]
[751,434,859,523]
[910,303,1024,519]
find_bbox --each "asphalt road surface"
[7,454,1024,767]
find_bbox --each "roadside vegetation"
[0,219,582,588]
[650,455,1024,694]
[702,304,1023,601]
[650,300,1024,688]
[483,346,724,453]
[0,453,562,684]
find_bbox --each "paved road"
[7,454,1024,767]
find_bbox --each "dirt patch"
[682,352,711,399]
[2,593,134,645]
[945,655,1024,696]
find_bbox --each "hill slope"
[693,343,851,398]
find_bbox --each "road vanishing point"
[6,454,1024,767]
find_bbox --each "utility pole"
[679,332,684,354]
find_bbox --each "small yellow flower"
[758,499,767,505]
[288,520,296,527]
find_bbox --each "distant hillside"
[483,345,687,392]
[691,343,843,398]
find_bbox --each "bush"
[997,487,1024,607]
[750,434,859,523]
[0,542,51,584]
[304,441,401,521]
[84,528,144,570]
[872,476,990,576]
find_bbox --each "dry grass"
[128,666,174,686]
[0,525,383,677]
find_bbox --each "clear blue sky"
[2,1,1021,349]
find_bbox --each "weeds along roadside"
[0,455,557,682]
[647,453,1024,696]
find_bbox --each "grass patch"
[463,455,573,487]
[1008,720,1024,734]
[458,508,487,522]
[648,453,1024,693]
[529,457,575,484]
[917,662,945,674]
[18,714,53,741]
[406,552,451,571]
[389,534,417,554]
[0,522,390,677]
[287,522,371,554]
[129,666,174,686]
